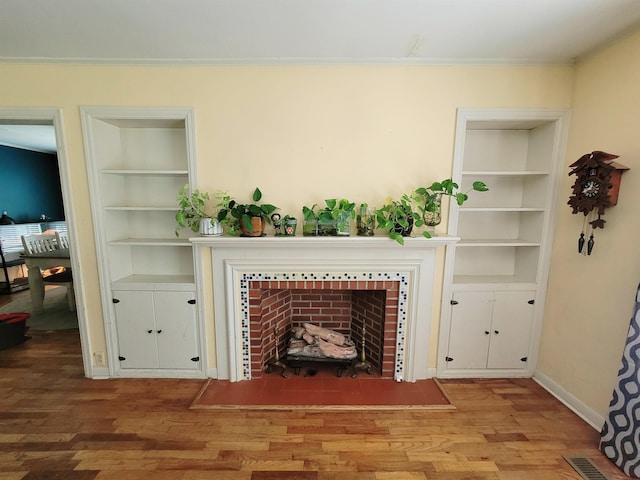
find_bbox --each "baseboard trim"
[533,369,605,431]
[89,366,110,379]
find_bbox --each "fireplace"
[251,278,400,379]
[192,236,457,382]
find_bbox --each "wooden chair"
[21,233,58,254]
[54,230,70,250]
[21,233,75,311]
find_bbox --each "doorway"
[0,108,91,376]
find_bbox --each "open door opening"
[0,108,91,377]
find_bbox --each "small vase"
[423,194,442,235]
[335,212,351,236]
[317,218,337,236]
[356,207,375,236]
[302,219,317,236]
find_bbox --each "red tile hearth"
[191,369,453,410]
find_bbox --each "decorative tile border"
[239,271,409,381]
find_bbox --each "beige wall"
[1,63,574,377]
[538,30,640,418]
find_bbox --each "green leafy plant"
[175,184,210,236]
[217,187,278,235]
[413,179,489,225]
[374,194,422,245]
[356,202,375,236]
[302,204,319,236]
[213,191,240,235]
[376,179,489,244]
[303,198,355,236]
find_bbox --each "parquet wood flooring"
[0,330,626,479]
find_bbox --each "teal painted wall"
[0,145,64,223]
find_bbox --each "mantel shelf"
[190,235,459,249]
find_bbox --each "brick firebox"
[250,280,399,379]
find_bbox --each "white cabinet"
[438,109,569,378]
[445,290,535,370]
[82,107,205,378]
[113,289,200,371]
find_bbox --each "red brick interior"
[249,280,399,379]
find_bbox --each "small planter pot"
[284,218,297,236]
[240,216,265,237]
[199,217,223,236]
[392,214,414,237]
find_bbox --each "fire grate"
[563,456,610,480]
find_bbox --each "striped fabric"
[599,283,640,478]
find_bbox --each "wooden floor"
[0,329,628,480]
[0,285,626,479]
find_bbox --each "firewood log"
[291,326,306,339]
[317,338,357,359]
[303,323,346,346]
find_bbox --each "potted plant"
[175,184,222,237]
[217,187,278,237]
[302,199,355,236]
[374,194,421,245]
[375,179,489,244]
[356,203,375,236]
[332,199,356,236]
[283,215,298,236]
[270,213,297,236]
[413,179,489,232]
[213,191,240,236]
[302,204,319,236]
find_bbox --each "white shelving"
[438,109,569,378]
[82,107,205,378]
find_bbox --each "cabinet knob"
[112,298,120,304]
[528,299,535,305]
[157,329,162,334]
[147,330,153,334]
[188,299,196,305]
[494,330,500,335]
[484,330,490,335]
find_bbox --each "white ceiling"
[0,125,56,155]
[2,0,640,66]
[2,0,640,154]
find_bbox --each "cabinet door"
[113,290,159,369]
[447,291,494,369]
[154,291,199,370]
[487,291,535,369]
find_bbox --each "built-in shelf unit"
[438,108,570,378]
[82,107,205,378]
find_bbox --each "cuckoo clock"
[568,151,628,255]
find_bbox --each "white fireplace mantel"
[192,236,458,382]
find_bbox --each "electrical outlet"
[93,351,106,367]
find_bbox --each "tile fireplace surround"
[192,236,457,382]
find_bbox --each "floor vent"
[563,456,610,480]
